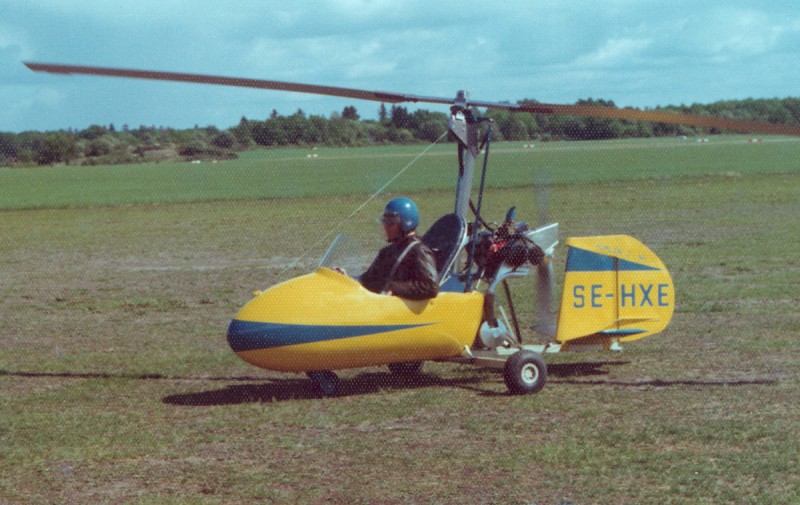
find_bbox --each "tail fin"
[555,236,674,348]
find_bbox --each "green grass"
[2,136,798,210]
[1,138,798,504]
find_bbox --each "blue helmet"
[382,197,419,233]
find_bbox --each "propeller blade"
[535,260,556,337]
[524,223,558,338]
[25,61,800,136]
[532,169,551,228]
[532,170,555,336]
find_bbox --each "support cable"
[273,131,448,282]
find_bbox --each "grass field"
[1,137,798,504]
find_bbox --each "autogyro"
[25,62,799,395]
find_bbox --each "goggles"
[380,212,401,226]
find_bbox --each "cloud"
[0,86,66,132]
[4,1,800,131]
[572,38,653,68]
[705,9,785,58]
[245,37,395,81]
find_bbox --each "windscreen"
[318,233,373,278]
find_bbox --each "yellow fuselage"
[227,268,484,372]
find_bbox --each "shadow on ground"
[2,361,778,406]
[162,372,493,405]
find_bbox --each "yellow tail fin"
[555,236,674,347]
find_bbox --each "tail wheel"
[387,361,424,376]
[503,350,547,395]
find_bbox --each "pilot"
[357,197,439,300]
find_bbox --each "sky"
[2,1,800,132]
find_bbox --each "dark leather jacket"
[359,235,439,300]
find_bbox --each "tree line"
[2,97,799,166]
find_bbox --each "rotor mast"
[449,91,481,221]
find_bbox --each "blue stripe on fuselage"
[227,320,435,352]
[566,247,660,272]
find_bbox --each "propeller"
[531,170,556,338]
[23,61,800,136]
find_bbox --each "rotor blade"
[474,100,800,136]
[25,61,800,136]
[23,62,453,106]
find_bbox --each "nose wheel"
[306,371,340,396]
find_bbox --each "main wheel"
[387,361,424,376]
[306,371,340,396]
[503,350,547,395]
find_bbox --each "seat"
[421,213,467,284]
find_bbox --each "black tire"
[306,371,340,396]
[387,361,424,376]
[503,350,547,395]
